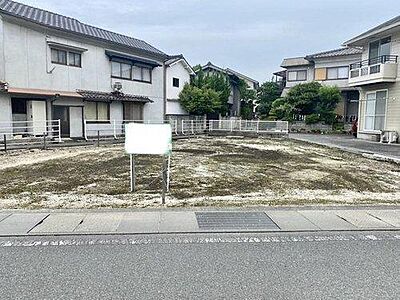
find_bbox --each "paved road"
[290,133,400,161]
[0,232,399,299]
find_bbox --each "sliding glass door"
[364,91,387,131]
[369,37,391,63]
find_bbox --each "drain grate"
[195,212,279,230]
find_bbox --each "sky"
[16,0,400,82]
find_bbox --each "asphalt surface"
[290,133,400,160]
[0,232,399,299]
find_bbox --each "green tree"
[271,82,341,124]
[269,97,294,121]
[317,86,342,124]
[179,84,221,115]
[285,82,322,115]
[256,82,281,119]
[207,73,232,116]
[238,79,257,119]
[186,68,231,116]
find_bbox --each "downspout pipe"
[163,62,167,122]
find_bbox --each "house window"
[11,99,27,114]
[142,67,151,82]
[364,91,387,131]
[85,102,110,122]
[51,49,67,65]
[51,48,83,67]
[314,68,327,81]
[173,78,180,88]
[69,52,82,67]
[287,70,307,81]
[326,67,349,80]
[111,61,152,83]
[132,66,142,81]
[112,62,131,79]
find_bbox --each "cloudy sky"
[17,0,400,82]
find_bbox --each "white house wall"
[166,61,190,116]
[0,15,5,81]
[0,93,12,141]
[1,17,165,123]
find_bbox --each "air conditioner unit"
[113,82,123,92]
[0,81,8,92]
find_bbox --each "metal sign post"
[130,154,136,192]
[162,155,168,204]
[166,155,171,193]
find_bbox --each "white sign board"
[125,123,172,155]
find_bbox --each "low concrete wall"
[289,122,333,133]
[209,131,288,138]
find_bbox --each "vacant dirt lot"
[0,136,399,209]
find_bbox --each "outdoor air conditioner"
[380,131,399,144]
[113,82,123,92]
[0,81,8,92]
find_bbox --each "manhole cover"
[195,212,279,230]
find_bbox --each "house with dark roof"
[0,0,193,139]
[201,62,259,117]
[343,15,400,142]
[277,47,362,123]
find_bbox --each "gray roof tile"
[281,57,311,68]
[0,0,167,57]
[306,47,362,59]
[77,90,152,103]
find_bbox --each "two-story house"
[279,47,362,122]
[0,0,194,140]
[344,16,400,141]
[201,62,259,117]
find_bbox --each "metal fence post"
[84,120,88,141]
[3,134,7,152]
[230,120,233,132]
[191,120,194,135]
[113,120,117,140]
[175,120,178,135]
[57,120,62,143]
[43,133,47,150]
[97,131,100,147]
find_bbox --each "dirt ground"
[0,136,399,209]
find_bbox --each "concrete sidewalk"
[0,208,399,236]
[289,133,400,163]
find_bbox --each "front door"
[53,106,70,137]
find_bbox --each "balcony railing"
[350,55,398,77]
[348,55,398,86]
[350,55,398,69]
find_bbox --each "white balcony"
[349,55,398,87]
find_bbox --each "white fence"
[84,119,209,140]
[0,119,288,149]
[0,120,61,148]
[209,120,289,134]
